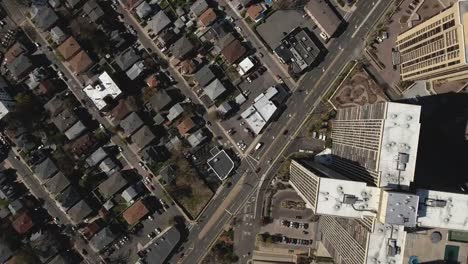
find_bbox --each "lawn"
[165,150,213,219]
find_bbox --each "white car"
[57,71,64,77]
[254,142,263,151]
[235,26,242,33]
[155,227,161,234]
[319,32,329,41]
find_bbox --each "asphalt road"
[176,0,393,263]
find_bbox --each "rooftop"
[43,172,70,196]
[115,48,140,71]
[187,129,207,148]
[64,121,87,140]
[198,8,217,27]
[167,103,184,121]
[221,39,247,64]
[86,147,108,167]
[84,71,122,110]
[304,0,342,37]
[246,4,265,21]
[12,211,34,235]
[98,172,128,200]
[67,200,92,224]
[57,36,81,61]
[69,50,93,74]
[204,79,226,101]
[132,126,156,150]
[171,36,195,59]
[207,149,234,180]
[148,90,172,111]
[238,57,255,76]
[148,11,171,35]
[89,227,117,252]
[177,116,196,136]
[34,158,58,182]
[56,186,81,209]
[241,87,279,134]
[122,200,149,225]
[190,0,209,17]
[120,112,144,137]
[135,1,153,19]
[52,108,78,132]
[194,65,216,87]
[145,226,181,264]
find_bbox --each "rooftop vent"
[425,198,447,208]
[387,239,401,257]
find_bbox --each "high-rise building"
[330,102,421,188]
[396,1,468,82]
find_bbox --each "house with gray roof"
[34,158,58,182]
[194,65,215,87]
[86,147,108,167]
[115,48,140,71]
[44,172,70,196]
[187,129,208,148]
[65,0,82,8]
[171,36,195,59]
[167,103,184,121]
[132,126,156,150]
[136,1,153,19]
[160,165,176,184]
[148,11,171,35]
[190,0,209,17]
[218,101,232,114]
[67,200,92,224]
[98,172,128,200]
[8,199,23,215]
[121,185,140,203]
[50,26,68,44]
[126,60,145,80]
[30,5,59,31]
[153,113,165,125]
[99,157,120,175]
[120,112,144,137]
[204,79,226,101]
[56,186,81,209]
[148,90,172,111]
[83,0,105,22]
[65,120,87,140]
[7,54,33,80]
[89,227,118,252]
[141,145,168,164]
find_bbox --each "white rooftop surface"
[241,89,278,135]
[316,177,381,218]
[378,103,421,188]
[416,189,468,231]
[237,57,254,76]
[84,72,122,110]
[366,223,407,264]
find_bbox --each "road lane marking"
[351,0,382,38]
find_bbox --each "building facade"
[330,102,421,188]
[396,1,468,82]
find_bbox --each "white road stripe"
[351,0,382,38]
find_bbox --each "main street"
[176,1,393,263]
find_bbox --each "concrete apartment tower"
[330,102,421,188]
[397,0,468,82]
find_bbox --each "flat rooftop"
[144,227,180,264]
[84,72,122,110]
[417,189,468,231]
[241,87,279,134]
[207,149,235,180]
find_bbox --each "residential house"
[86,147,108,167]
[98,172,128,200]
[132,126,156,150]
[122,200,149,226]
[166,103,184,122]
[38,79,57,96]
[83,0,105,22]
[50,26,68,44]
[81,221,102,240]
[49,0,61,8]
[68,133,98,157]
[160,165,176,184]
[120,112,144,137]
[109,96,138,122]
[30,230,60,263]
[200,21,228,43]
[64,121,87,140]
[153,113,165,125]
[148,11,171,35]
[69,50,94,74]
[217,101,233,115]
[177,117,196,136]
[190,0,209,17]
[67,200,92,224]
[3,42,27,64]
[215,32,236,53]
[8,199,24,215]
[126,60,145,80]
[187,129,207,148]
[12,211,34,235]
[43,172,70,196]
[56,186,81,209]
[115,48,140,71]
[180,60,196,75]
[122,0,144,10]
[98,157,120,175]
[171,36,195,60]
[135,1,153,19]
[121,185,140,203]
[157,29,177,47]
[204,79,226,101]
[146,74,159,88]
[147,90,172,111]
[141,145,168,164]
[0,77,15,120]
[84,72,123,111]
[221,39,247,64]
[194,65,215,87]
[30,5,59,31]
[198,8,217,27]
[34,158,58,183]
[52,109,78,133]
[26,66,48,89]
[57,37,81,61]
[7,54,33,80]
[246,4,265,23]
[44,95,67,117]
[89,227,118,252]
